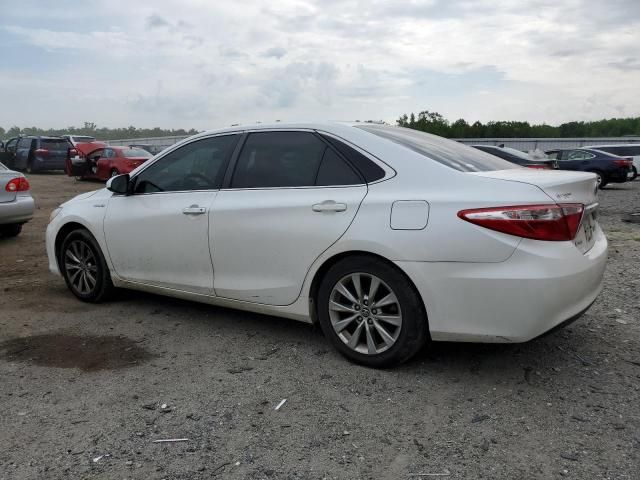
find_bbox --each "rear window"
[121,148,153,158]
[356,125,517,172]
[42,139,70,150]
[72,136,96,143]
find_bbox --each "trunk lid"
[471,169,598,206]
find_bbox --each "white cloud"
[0,0,639,129]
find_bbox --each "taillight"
[613,159,632,167]
[458,203,584,241]
[35,148,50,156]
[5,177,30,192]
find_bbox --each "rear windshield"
[42,139,71,150]
[121,148,152,158]
[356,125,518,172]
[73,136,96,143]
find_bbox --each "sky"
[1,0,639,130]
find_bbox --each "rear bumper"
[0,194,35,225]
[397,227,608,343]
[32,156,66,171]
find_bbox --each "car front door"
[103,134,240,294]
[211,130,368,306]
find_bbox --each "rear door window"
[316,148,362,186]
[231,131,326,188]
[356,124,517,172]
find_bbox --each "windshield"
[121,148,152,158]
[356,125,518,172]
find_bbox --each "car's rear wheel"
[316,256,428,368]
[589,170,607,189]
[0,224,22,237]
[632,166,638,181]
[60,229,114,302]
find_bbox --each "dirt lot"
[1,173,639,480]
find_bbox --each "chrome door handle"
[312,201,347,213]
[182,205,206,215]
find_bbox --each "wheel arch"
[307,250,430,337]
[54,221,94,270]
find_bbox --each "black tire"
[632,166,638,181]
[25,155,35,174]
[588,170,607,189]
[0,224,22,237]
[59,229,114,302]
[316,255,429,368]
[110,168,119,178]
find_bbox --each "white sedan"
[46,123,607,367]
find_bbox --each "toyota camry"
[46,123,607,367]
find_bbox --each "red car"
[66,143,153,181]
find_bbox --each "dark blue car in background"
[14,136,71,173]
[545,148,634,188]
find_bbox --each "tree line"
[396,111,640,138]
[2,114,640,140]
[0,122,199,141]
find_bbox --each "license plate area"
[574,204,598,254]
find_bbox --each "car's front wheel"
[60,229,114,302]
[317,256,429,368]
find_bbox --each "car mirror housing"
[106,174,130,195]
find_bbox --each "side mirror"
[107,174,130,194]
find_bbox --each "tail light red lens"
[5,177,30,192]
[34,148,50,156]
[613,159,632,167]
[458,203,584,241]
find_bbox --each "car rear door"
[210,130,368,306]
[15,137,34,170]
[103,134,239,294]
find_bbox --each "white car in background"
[62,135,97,146]
[45,123,607,367]
[584,144,640,179]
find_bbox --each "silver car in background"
[0,162,34,237]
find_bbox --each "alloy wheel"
[328,272,402,355]
[64,240,98,295]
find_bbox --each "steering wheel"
[183,172,214,189]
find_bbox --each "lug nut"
[367,318,373,325]
[372,309,377,314]
[357,316,363,322]
[355,305,360,311]
[363,300,368,306]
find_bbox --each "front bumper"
[0,194,35,225]
[397,227,608,343]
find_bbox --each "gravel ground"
[1,174,639,480]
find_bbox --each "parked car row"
[473,144,637,189]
